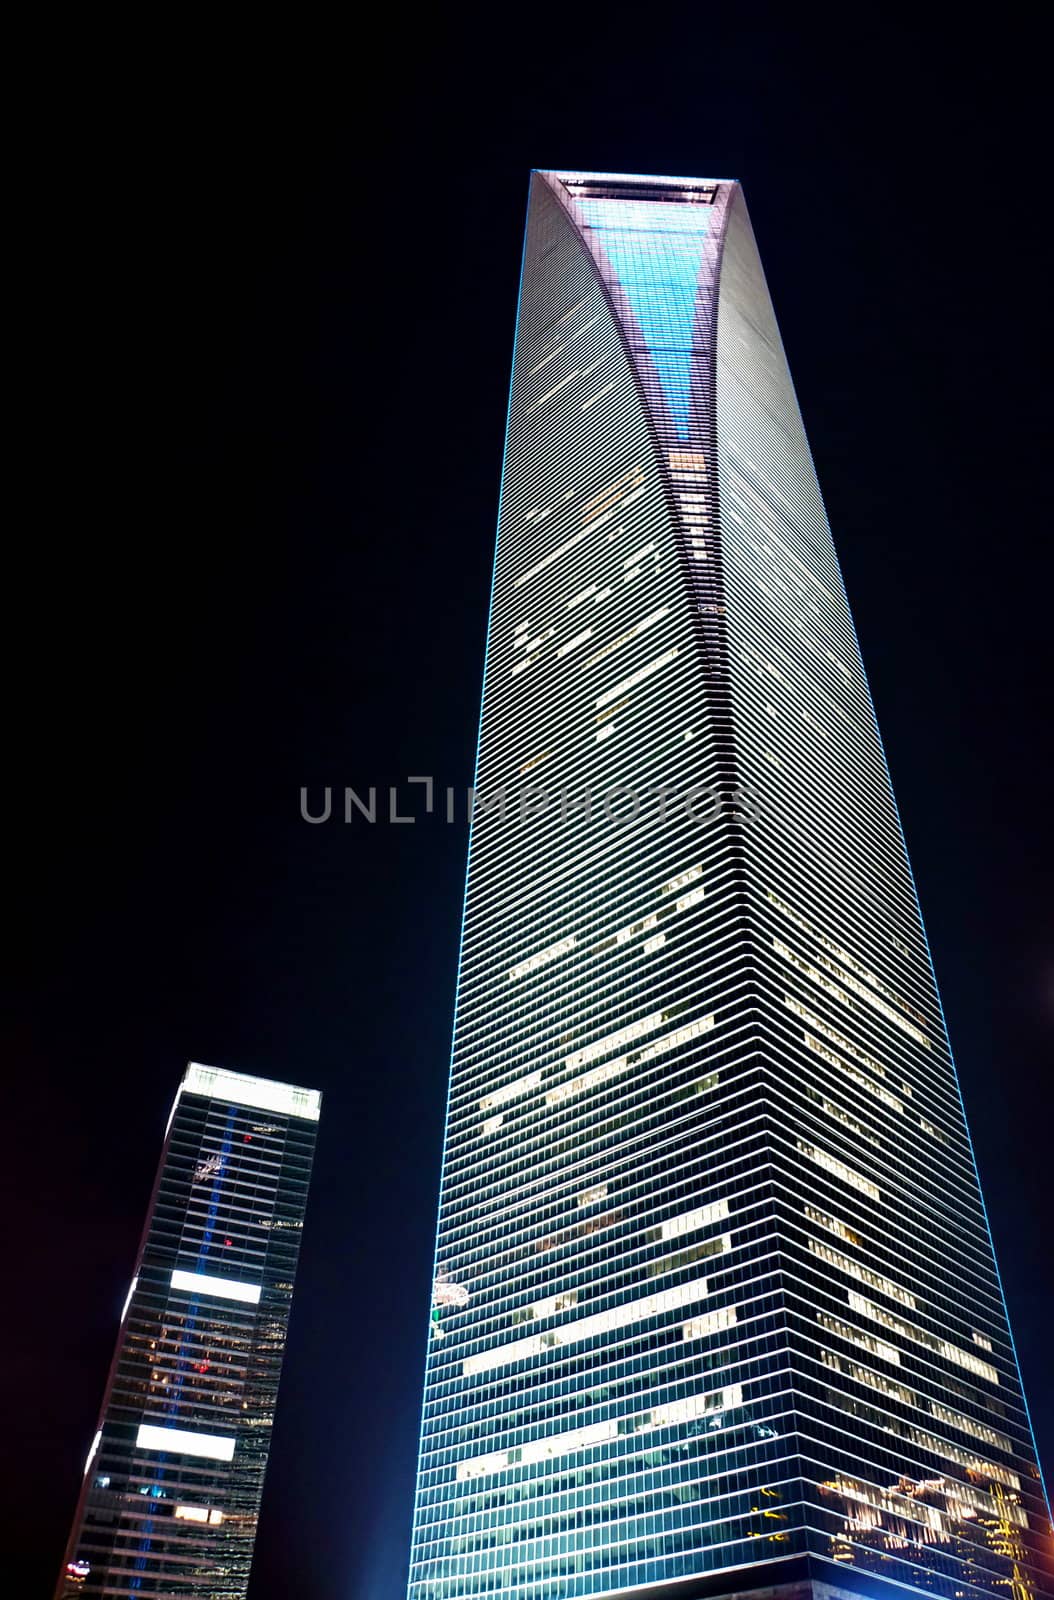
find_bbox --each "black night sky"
[8,13,1052,1599]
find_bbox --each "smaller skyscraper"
[56,1061,321,1598]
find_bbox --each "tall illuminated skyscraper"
[56,1061,320,1598]
[407,171,1050,1600]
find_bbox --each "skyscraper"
[56,1061,320,1598]
[407,172,1050,1600]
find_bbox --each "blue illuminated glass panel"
[576,197,711,436]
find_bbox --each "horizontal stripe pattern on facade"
[406,171,1048,1600]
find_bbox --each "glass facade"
[407,172,1051,1600]
[55,1062,320,1598]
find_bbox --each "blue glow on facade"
[576,197,711,437]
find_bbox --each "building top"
[177,1060,322,1121]
[538,168,737,195]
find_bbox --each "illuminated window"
[662,864,703,895]
[582,379,618,410]
[683,1306,737,1340]
[797,1141,880,1201]
[907,1428,1021,1490]
[532,368,581,409]
[463,1277,709,1376]
[479,1070,542,1113]
[648,1384,741,1428]
[671,1072,718,1102]
[135,1424,235,1462]
[801,1028,903,1113]
[545,1054,629,1107]
[769,892,930,1039]
[847,1292,999,1383]
[804,1205,860,1246]
[518,749,553,774]
[821,1349,914,1404]
[668,450,707,473]
[583,605,669,667]
[675,884,706,912]
[564,1009,672,1070]
[817,1310,900,1365]
[650,1197,729,1242]
[515,526,589,590]
[649,1234,729,1277]
[930,1400,1009,1452]
[507,937,577,982]
[535,1209,623,1254]
[582,465,645,521]
[169,1269,261,1306]
[813,1094,882,1151]
[455,1382,738,1482]
[531,1289,580,1318]
[551,1014,715,1107]
[174,1504,209,1523]
[807,1239,915,1308]
[596,647,679,708]
[556,628,593,658]
[522,626,556,652]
